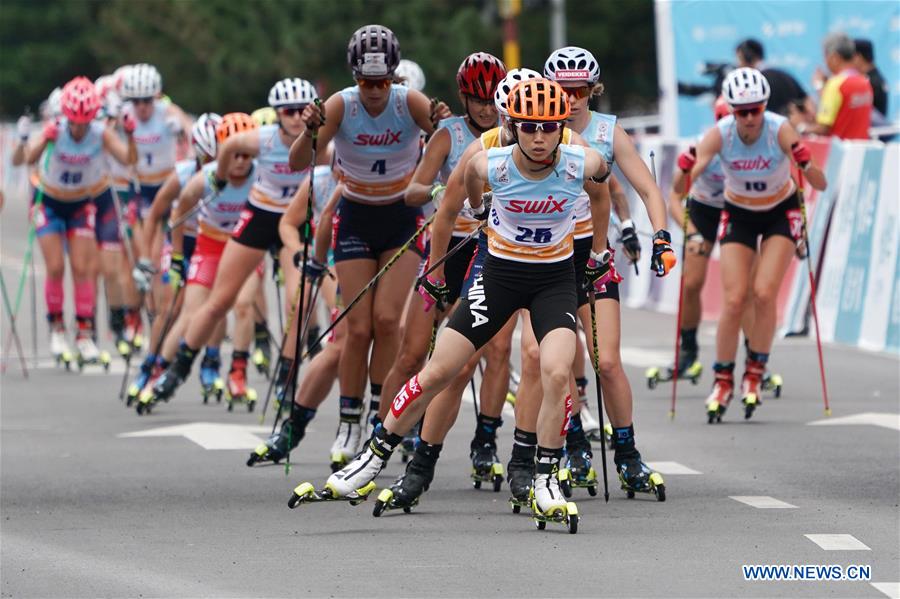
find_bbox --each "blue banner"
[670,0,900,137]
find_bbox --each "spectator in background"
[735,38,814,121]
[853,39,888,118]
[808,32,873,140]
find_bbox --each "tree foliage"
[0,0,656,118]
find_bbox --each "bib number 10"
[514,226,552,244]
[744,181,767,192]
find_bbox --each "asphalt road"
[2,182,899,598]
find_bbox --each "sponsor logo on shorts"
[467,274,489,328]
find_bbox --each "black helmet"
[347,24,401,78]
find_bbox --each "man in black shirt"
[735,38,814,120]
[853,39,888,118]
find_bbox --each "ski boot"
[373,442,441,516]
[248,420,296,466]
[225,355,258,412]
[507,444,535,514]
[559,439,598,498]
[49,318,73,370]
[705,368,734,424]
[645,349,702,389]
[398,420,420,464]
[136,360,166,408]
[531,452,578,534]
[470,438,504,492]
[762,371,784,399]
[615,450,666,502]
[741,359,765,420]
[126,357,155,406]
[74,321,111,372]
[329,398,364,471]
[110,308,131,360]
[199,353,224,404]
[124,309,143,353]
[289,432,392,508]
[145,356,192,412]
[251,323,271,378]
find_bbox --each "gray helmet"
[347,24,401,78]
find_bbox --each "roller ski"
[144,358,191,413]
[530,453,578,533]
[645,349,702,390]
[225,355,257,412]
[762,371,783,398]
[291,432,392,508]
[247,419,297,467]
[615,451,665,502]
[110,309,131,360]
[125,358,154,406]
[49,322,73,370]
[251,323,271,378]
[199,353,224,404]
[507,444,535,514]
[74,322,111,372]
[558,441,598,498]
[469,438,504,492]
[372,442,441,516]
[124,309,144,354]
[705,368,734,423]
[740,359,765,420]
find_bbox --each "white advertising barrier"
[783,140,900,354]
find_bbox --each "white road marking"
[118,422,268,450]
[729,496,797,509]
[646,461,701,475]
[804,534,871,551]
[871,582,900,599]
[808,412,900,432]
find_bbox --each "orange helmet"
[216,112,257,143]
[507,79,570,122]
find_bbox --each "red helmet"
[61,77,101,124]
[456,52,507,100]
[713,95,731,121]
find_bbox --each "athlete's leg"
[334,258,377,399]
[716,243,755,363]
[748,236,794,354]
[515,311,542,433]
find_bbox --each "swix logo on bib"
[505,196,568,213]
[353,129,403,146]
[57,152,90,166]
[391,374,422,417]
[555,69,590,81]
[133,133,163,145]
[730,155,773,171]
[360,52,388,77]
[467,274,489,328]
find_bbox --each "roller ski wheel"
[135,390,155,416]
[645,354,702,389]
[742,393,760,420]
[530,490,579,534]
[371,450,436,517]
[116,338,132,361]
[201,379,225,405]
[706,400,726,424]
[251,347,270,379]
[616,454,666,502]
[247,420,299,467]
[470,440,504,492]
[762,372,783,399]
[644,366,661,390]
[740,360,765,420]
[471,463,504,492]
[226,388,257,412]
[507,445,535,514]
[705,370,734,424]
[558,466,598,498]
[287,480,377,509]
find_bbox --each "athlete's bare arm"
[102,127,137,166]
[216,130,261,182]
[141,171,182,260]
[690,126,723,184]
[613,124,668,232]
[777,123,826,191]
[169,172,204,257]
[405,127,451,207]
[290,94,345,171]
[406,88,438,136]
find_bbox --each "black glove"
[294,251,327,283]
[467,192,492,221]
[619,219,641,263]
[416,274,451,312]
[207,170,227,193]
[650,230,676,277]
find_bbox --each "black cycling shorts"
[443,235,479,305]
[718,193,803,250]
[231,202,282,251]
[688,198,723,244]
[332,196,425,263]
[447,254,577,350]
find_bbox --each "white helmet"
[395,59,426,91]
[268,78,318,108]
[122,63,162,100]
[722,67,770,106]
[544,46,601,84]
[493,68,542,116]
[192,112,222,159]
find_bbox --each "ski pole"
[669,171,692,420]
[299,210,436,361]
[419,222,486,281]
[257,282,305,425]
[588,292,610,502]
[0,273,29,378]
[796,168,831,416]
[167,189,220,231]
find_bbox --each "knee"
[46,262,65,281]
[596,351,621,378]
[752,282,778,308]
[233,296,253,319]
[484,337,512,364]
[345,318,373,344]
[204,294,231,321]
[722,288,748,316]
[372,310,400,337]
[541,365,570,394]
[522,340,540,371]
[395,348,424,378]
